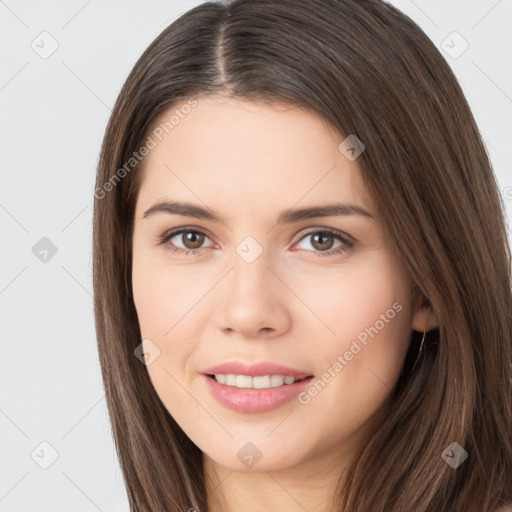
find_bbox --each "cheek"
[132,252,209,339]
[292,258,410,347]
[294,258,412,398]
[131,257,206,421]
[131,252,221,389]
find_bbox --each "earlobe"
[411,304,439,333]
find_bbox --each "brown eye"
[294,229,354,257]
[180,230,205,249]
[310,233,335,251]
[159,228,215,255]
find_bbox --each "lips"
[201,360,315,413]
[202,373,315,413]
[201,360,313,379]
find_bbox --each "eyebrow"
[143,200,374,224]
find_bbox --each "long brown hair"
[92,0,512,510]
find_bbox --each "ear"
[411,296,439,332]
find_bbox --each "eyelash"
[157,227,355,258]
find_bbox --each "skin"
[131,95,439,512]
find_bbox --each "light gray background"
[0,1,511,510]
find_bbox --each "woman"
[92,0,512,510]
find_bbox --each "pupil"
[313,233,333,250]
[184,231,203,249]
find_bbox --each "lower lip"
[202,374,315,413]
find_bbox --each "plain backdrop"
[0,1,511,510]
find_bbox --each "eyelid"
[293,226,355,245]
[159,224,213,238]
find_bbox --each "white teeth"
[226,374,237,386]
[213,374,301,389]
[236,375,253,388]
[270,375,285,387]
[253,376,271,389]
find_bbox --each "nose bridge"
[214,234,291,337]
[228,235,272,298]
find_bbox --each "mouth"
[202,373,315,413]
[206,373,313,389]
[201,360,315,412]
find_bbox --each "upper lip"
[202,361,313,379]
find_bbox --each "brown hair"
[92,0,512,510]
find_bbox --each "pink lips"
[201,360,314,414]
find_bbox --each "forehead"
[136,95,371,215]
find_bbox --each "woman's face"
[131,95,431,474]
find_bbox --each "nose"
[214,251,292,339]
